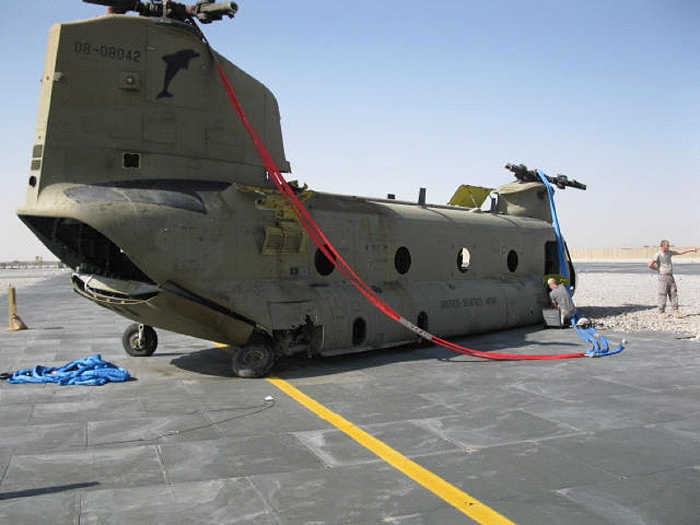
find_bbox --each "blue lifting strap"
[536,169,570,286]
[537,170,624,357]
[571,317,625,357]
[6,354,132,386]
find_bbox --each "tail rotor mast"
[82,0,238,24]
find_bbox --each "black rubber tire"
[122,323,158,357]
[231,343,275,378]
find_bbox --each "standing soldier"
[648,240,698,316]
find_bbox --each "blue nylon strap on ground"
[571,319,625,357]
[6,354,132,386]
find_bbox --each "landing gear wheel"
[231,343,275,378]
[122,323,158,357]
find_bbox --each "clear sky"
[1,0,699,261]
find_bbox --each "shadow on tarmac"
[169,325,592,379]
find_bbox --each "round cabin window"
[457,247,471,273]
[315,247,335,276]
[352,317,366,345]
[394,246,412,275]
[507,250,519,273]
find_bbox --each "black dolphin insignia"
[157,49,201,99]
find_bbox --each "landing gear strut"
[122,323,158,357]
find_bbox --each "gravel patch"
[573,270,700,340]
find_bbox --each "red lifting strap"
[201,30,586,361]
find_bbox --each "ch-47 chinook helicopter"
[18,0,590,377]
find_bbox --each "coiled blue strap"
[6,354,132,386]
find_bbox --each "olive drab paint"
[17,5,583,377]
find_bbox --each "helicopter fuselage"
[18,12,573,376]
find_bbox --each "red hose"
[212,61,586,361]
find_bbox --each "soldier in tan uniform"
[648,240,698,316]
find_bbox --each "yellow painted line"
[267,376,517,525]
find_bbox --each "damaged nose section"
[18,215,153,284]
[19,215,159,304]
